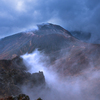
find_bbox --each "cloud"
[0,0,100,41]
[21,50,100,100]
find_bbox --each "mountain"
[0,23,100,76]
[0,23,75,60]
[1,23,100,99]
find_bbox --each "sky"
[0,0,100,39]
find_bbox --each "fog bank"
[21,50,100,100]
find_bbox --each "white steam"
[21,50,100,100]
[23,25,39,33]
[21,50,57,85]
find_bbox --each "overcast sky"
[0,0,100,39]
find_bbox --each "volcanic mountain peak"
[38,23,52,27]
[34,23,72,36]
[16,23,71,37]
[0,23,77,60]
[37,23,61,30]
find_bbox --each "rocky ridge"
[0,57,45,98]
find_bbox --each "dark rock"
[0,94,30,100]
[0,57,45,98]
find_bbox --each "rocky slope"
[0,57,45,98]
[0,23,74,60]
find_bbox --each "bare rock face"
[0,57,45,98]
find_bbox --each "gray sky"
[0,0,100,39]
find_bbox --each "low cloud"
[21,50,100,100]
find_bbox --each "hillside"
[0,23,75,60]
[1,23,100,99]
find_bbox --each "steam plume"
[21,50,100,100]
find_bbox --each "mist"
[20,49,100,100]
[23,25,39,33]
